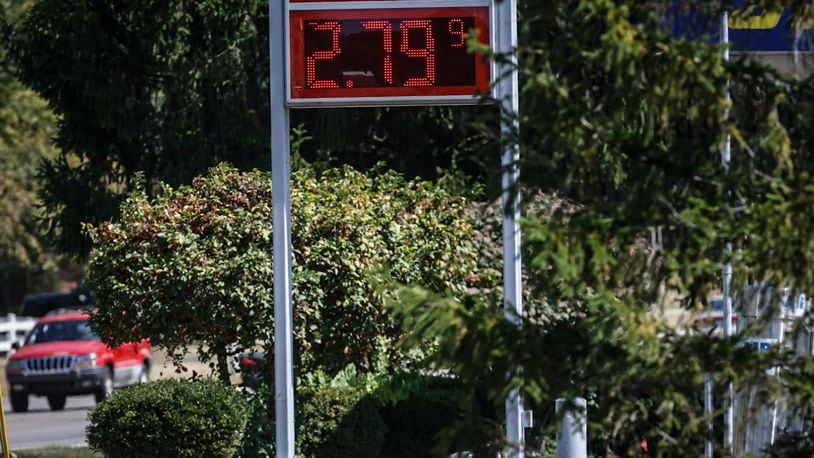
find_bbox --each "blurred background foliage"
[387,0,814,455]
[0,0,79,312]
[86,165,484,383]
[6,0,814,454]
[6,0,499,258]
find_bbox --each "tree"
[8,0,271,257]
[8,0,496,258]
[391,1,814,455]
[86,164,481,382]
[0,0,66,311]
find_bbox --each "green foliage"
[766,429,814,457]
[388,0,814,455]
[237,383,275,458]
[376,375,494,458]
[87,164,276,380]
[0,0,66,311]
[239,373,488,458]
[7,0,495,258]
[298,385,386,458]
[86,164,480,378]
[238,381,385,458]
[291,165,479,373]
[295,106,498,196]
[86,379,249,458]
[0,77,59,306]
[8,0,270,256]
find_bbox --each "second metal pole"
[556,398,588,458]
[496,0,523,453]
[705,372,714,458]
[720,10,734,455]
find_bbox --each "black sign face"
[303,17,477,89]
[289,7,490,103]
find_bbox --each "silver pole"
[270,0,295,456]
[496,0,522,453]
[723,251,734,454]
[705,372,714,458]
[720,11,734,455]
[556,398,588,458]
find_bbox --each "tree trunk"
[215,344,231,384]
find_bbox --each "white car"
[693,296,736,334]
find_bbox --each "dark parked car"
[21,287,92,317]
[237,351,266,389]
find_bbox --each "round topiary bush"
[87,379,249,458]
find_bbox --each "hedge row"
[239,375,491,457]
[86,376,492,457]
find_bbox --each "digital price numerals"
[289,8,490,101]
[305,17,475,89]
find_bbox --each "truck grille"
[23,356,76,373]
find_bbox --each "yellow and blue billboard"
[671,5,814,52]
[729,8,813,51]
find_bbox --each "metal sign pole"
[720,11,734,455]
[0,388,10,458]
[270,0,295,456]
[704,372,714,457]
[496,0,523,454]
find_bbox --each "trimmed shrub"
[87,379,248,458]
[238,375,493,457]
[373,374,502,457]
[237,383,274,458]
[298,385,385,458]
[377,376,463,457]
[87,165,482,380]
[238,383,385,458]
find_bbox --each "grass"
[12,447,100,458]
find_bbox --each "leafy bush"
[377,376,462,457]
[238,382,385,458]
[298,385,386,458]
[87,379,248,458]
[375,374,501,457]
[766,430,814,457]
[87,164,482,379]
[237,383,274,458]
[238,373,496,457]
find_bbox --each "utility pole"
[496,0,524,454]
[270,0,295,455]
[720,10,735,455]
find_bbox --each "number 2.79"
[306,18,467,88]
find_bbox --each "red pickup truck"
[5,309,151,412]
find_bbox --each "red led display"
[289,7,490,103]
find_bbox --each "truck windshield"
[25,320,98,344]
[710,299,724,312]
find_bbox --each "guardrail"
[0,314,36,358]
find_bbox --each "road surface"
[3,394,94,450]
[0,352,224,450]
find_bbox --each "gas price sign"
[288,2,491,106]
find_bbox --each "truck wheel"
[138,362,150,384]
[10,392,28,413]
[47,394,66,411]
[95,367,114,404]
